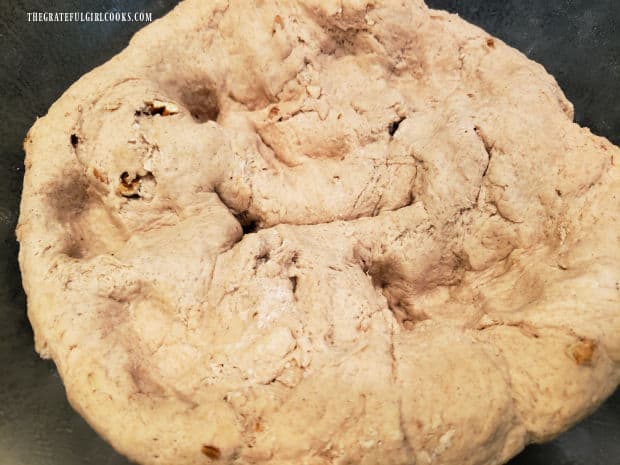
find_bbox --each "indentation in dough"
[70,133,79,147]
[47,168,90,223]
[235,212,260,235]
[367,258,429,329]
[46,168,128,258]
[129,363,166,397]
[388,117,406,137]
[289,275,298,294]
[178,81,220,123]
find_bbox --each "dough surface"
[17,1,620,464]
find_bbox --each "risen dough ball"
[17,1,620,464]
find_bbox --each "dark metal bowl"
[1,1,618,464]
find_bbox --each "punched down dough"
[17,1,620,464]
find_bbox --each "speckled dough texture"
[16,1,620,464]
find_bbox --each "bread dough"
[17,1,620,464]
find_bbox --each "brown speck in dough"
[201,445,221,460]
[92,167,108,184]
[289,275,298,294]
[571,339,596,365]
[272,14,284,34]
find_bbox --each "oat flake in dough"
[17,1,620,464]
